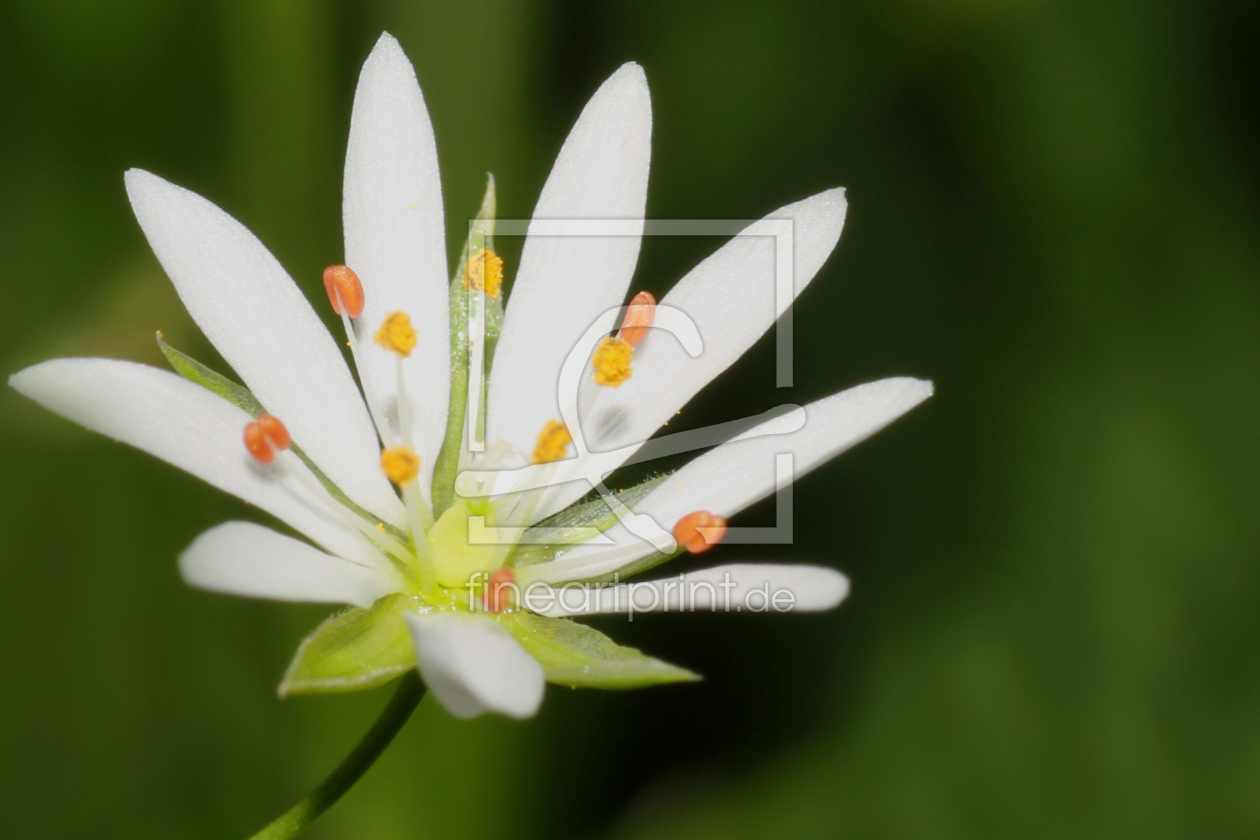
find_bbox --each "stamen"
[375,311,417,357]
[462,249,504,298]
[532,420,572,464]
[268,448,404,572]
[672,511,728,554]
[592,336,633,387]
[587,292,652,390]
[379,448,436,590]
[244,414,291,464]
[257,414,290,450]
[239,417,412,576]
[482,567,515,613]
[381,446,420,486]
[244,422,274,463]
[618,290,655,346]
[323,265,365,319]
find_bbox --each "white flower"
[8,33,931,720]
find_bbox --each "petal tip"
[601,60,651,108]
[823,568,852,609]
[808,187,849,223]
[366,31,420,76]
[124,168,184,215]
[406,612,545,720]
[615,60,647,81]
[123,167,161,192]
[773,188,848,249]
[7,367,28,392]
[870,376,935,408]
[786,565,851,611]
[123,168,150,201]
[372,31,403,54]
[820,186,848,208]
[901,376,935,403]
[8,358,65,398]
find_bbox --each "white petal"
[536,564,849,617]
[9,358,387,568]
[638,376,934,523]
[487,62,652,459]
[344,33,449,497]
[521,377,932,584]
[124,169,405,527]
[535,189,849,521]
[405,611,544,719]
[180,521,398,608]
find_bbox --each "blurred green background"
[3,0,1259,837]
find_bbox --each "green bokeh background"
[3,1,1259,837]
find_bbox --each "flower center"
[427,498,502,589]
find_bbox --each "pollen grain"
[381,446,420,486]
[593,336,633,387]
[375,311,417,357]
[532,420,572,464]
[462,249,504,298]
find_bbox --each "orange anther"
[244,422,275,464]
[256,414,290,450]
[483,567,515,613]
[618,291,655,346]
[323,265,365,319]
[672,510,728,554]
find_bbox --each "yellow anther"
[592,336,633,387]
[532,420,572,464]
[381,446,420,486]
[374,311,417,357]
[462,249,504,298]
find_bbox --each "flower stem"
[246,672,426,840]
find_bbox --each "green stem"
[246,673,426,840]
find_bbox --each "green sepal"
[432,175,499,517]
[279,594,418,696]
[509,474,671,569]
[158,332,264,416]
[504,612,699,689]
[156,333,409,545]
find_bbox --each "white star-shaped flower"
[9,33,931,721]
